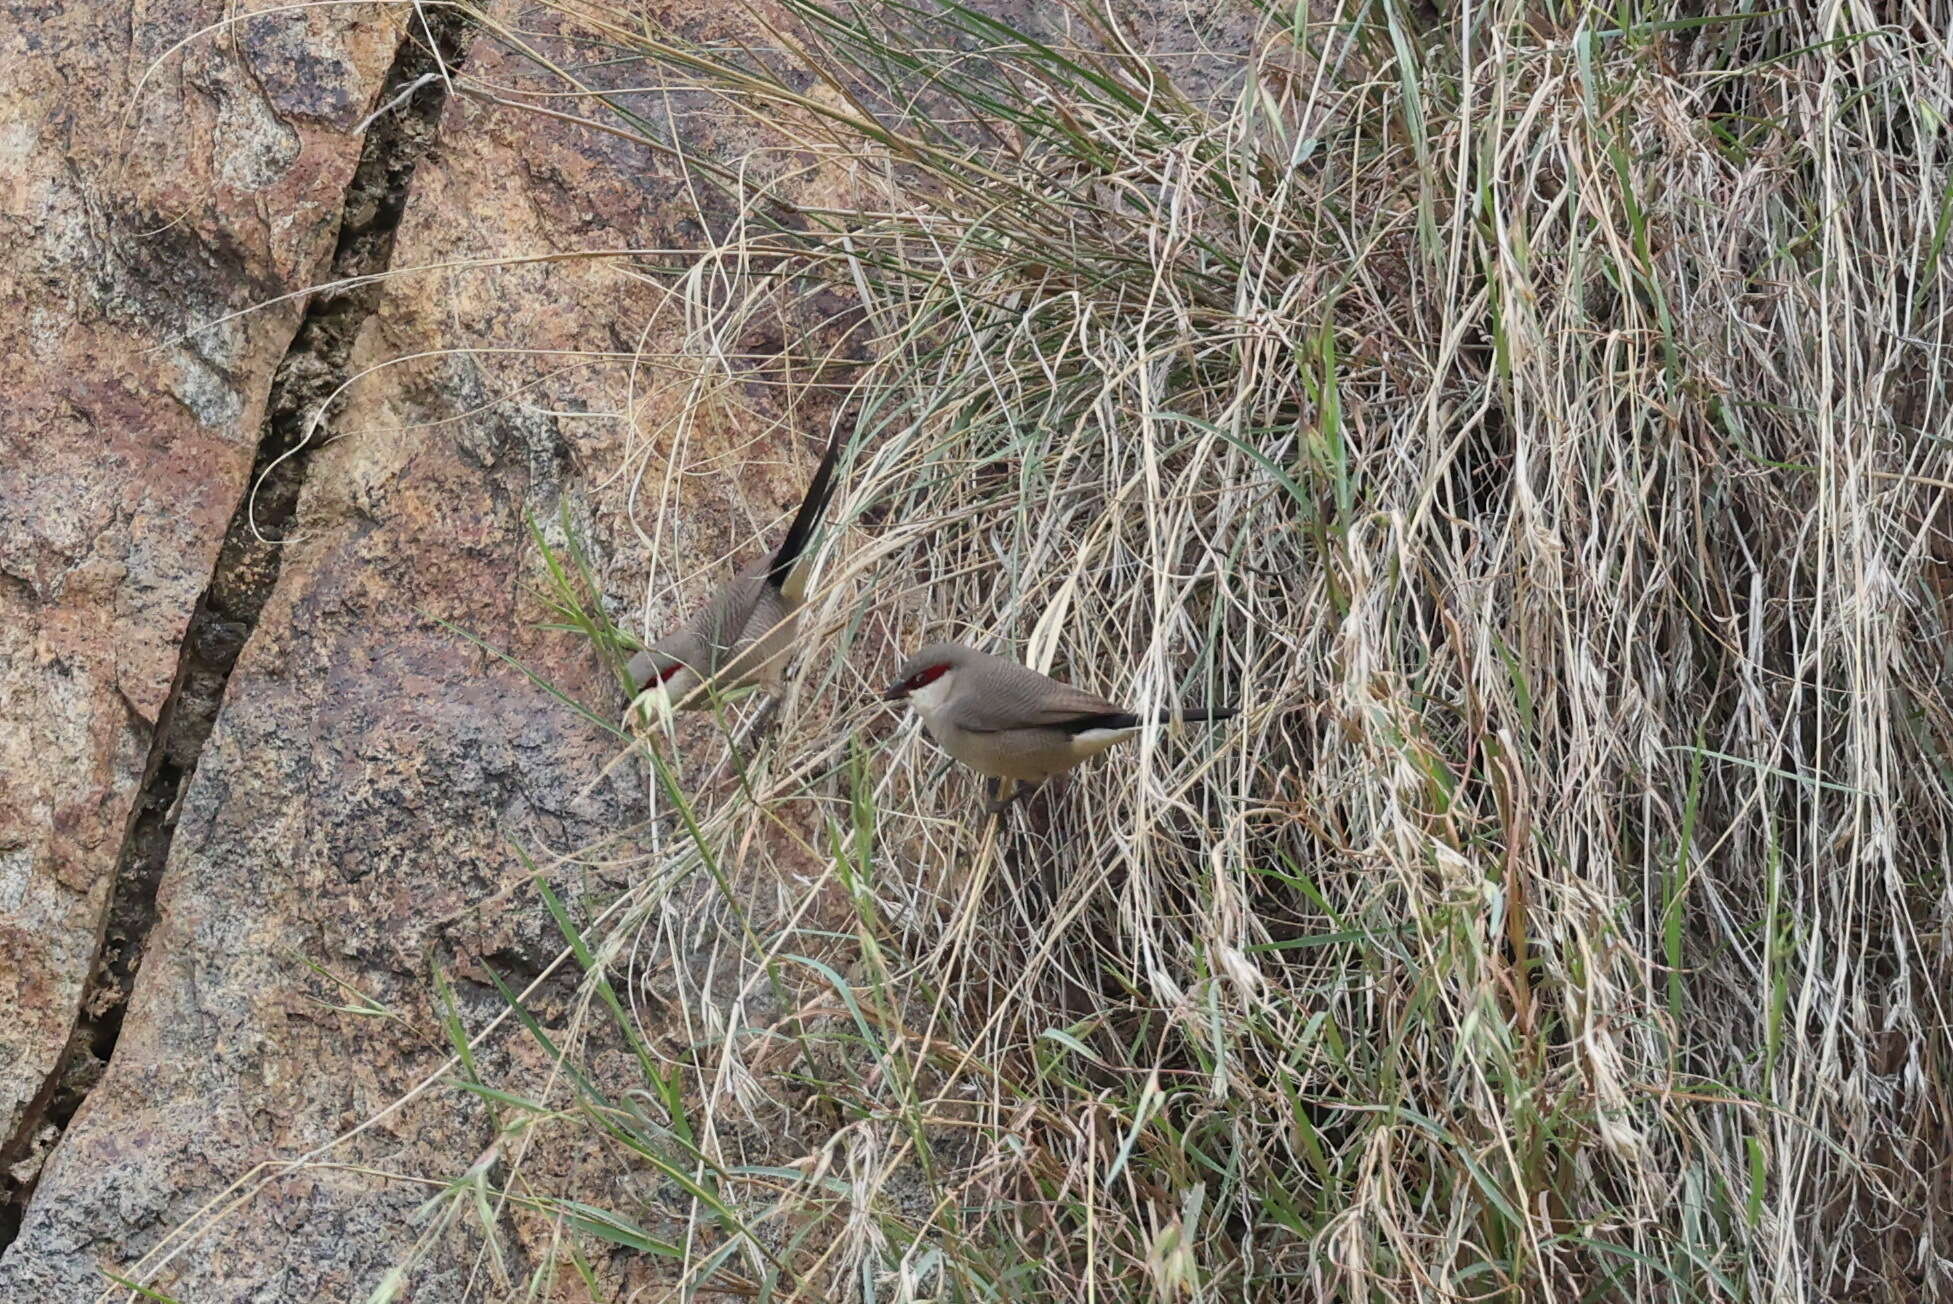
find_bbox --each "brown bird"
[624,426,844,726]
[881,642,1238,811]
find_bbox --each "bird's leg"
[715,689,778,781]
[736,694,783,753]
[982,777,1017,815]
[982,777,1043,816]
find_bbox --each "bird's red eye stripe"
[908,664,949,690]
[652,662,685,685]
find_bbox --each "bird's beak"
[880,682,909,701]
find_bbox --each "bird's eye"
[910,664,949,690]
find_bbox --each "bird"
[881,642,1238,812]
[623,425,845,730]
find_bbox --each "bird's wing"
[943,657,1126,734]
[733,581,793,649]
[689,571,770,673]
[632,572,767,687]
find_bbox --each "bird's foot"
[981,778,1041,815]
[724,697,782,779]
[733,696,782,754]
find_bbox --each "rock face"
[0,0,407,1224]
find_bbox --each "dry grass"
[119,1,1953,1300]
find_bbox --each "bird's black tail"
[765,423,846,592]
[1167,705,1239,725]
[1055,705,1238,735]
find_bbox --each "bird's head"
[881,642,969,711]
[626,653,702,726]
